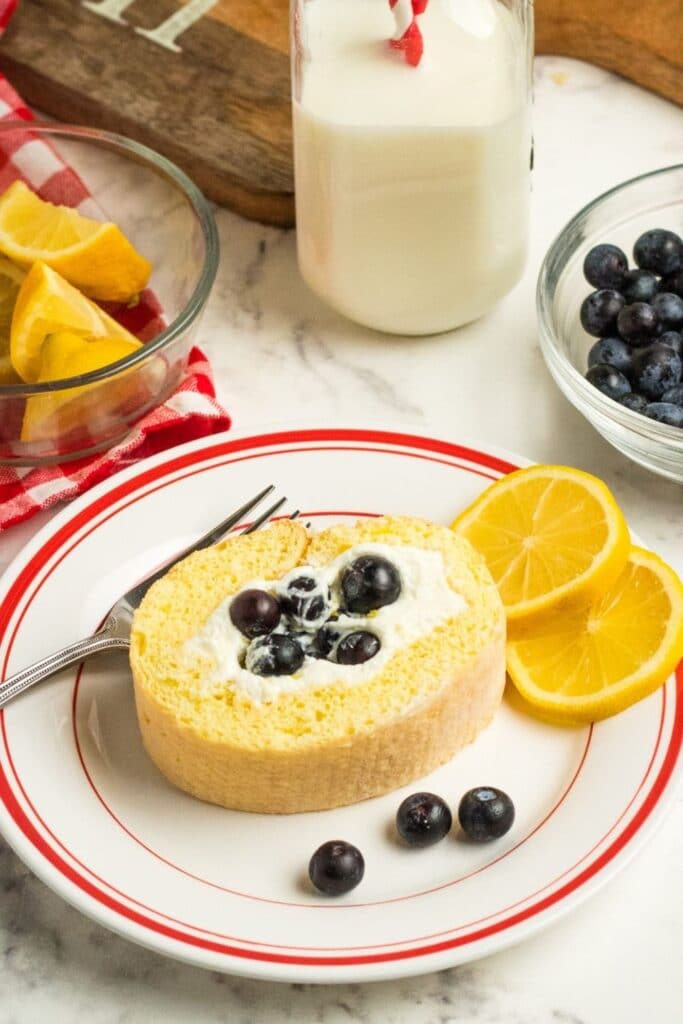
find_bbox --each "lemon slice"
[0,181,151,301]
[506,547,683,723]
[10,261,139,383]
[21,330,142,443]
[452,465,630,621]
[0,255,25,384]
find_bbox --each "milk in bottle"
[292,0,532,334]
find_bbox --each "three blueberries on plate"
[309,787,515,896]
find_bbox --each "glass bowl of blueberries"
[537,164,683,481]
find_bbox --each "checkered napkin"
[0,4,231,532]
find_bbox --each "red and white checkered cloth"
[0,1,231,531]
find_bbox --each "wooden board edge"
[536,21,683,107]
[0,56,296,228]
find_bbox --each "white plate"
[0,427,680,983]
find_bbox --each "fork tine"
[152,483,274,573]
[115,485,278,611]
[241,495,288,535]
[0,486,286,710]
[193,485,276,549]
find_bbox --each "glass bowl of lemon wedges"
[0,123,218,465]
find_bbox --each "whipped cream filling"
[185,542,467,704]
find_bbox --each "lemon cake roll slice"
[130,516,506,813]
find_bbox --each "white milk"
[293,0,530,335]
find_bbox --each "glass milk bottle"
[291,0,533,335]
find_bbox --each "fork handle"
[0,631,130,710]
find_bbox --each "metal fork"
[0,485,292,710]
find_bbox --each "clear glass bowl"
[537,165,683,482]
[0,123,218,465]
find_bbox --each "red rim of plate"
[0,428,680,972]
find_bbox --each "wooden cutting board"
[0,0,680,227]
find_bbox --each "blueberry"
[660,269,683,298]
[244,633,304,676]
[622,269,659,304]
[580,289,624,337]
[341,555,401,614]
[280,573,331,630]
[308,840,364,896]
[634,229,683,276]
[585,364,631,401]
[583,244,628,290]
[311,624,342,659]
[618,392,649,413]
[458,787,515,842]
[229,589,280,639]
[587,337,632,375]
[659,331,683,357]
[631,343,682,400]
[396,792,452,848]
[661,384,683,406]
[652,292,683,331]
[616,302,659,345]
[336,631,380,665]
[645,402,683,427]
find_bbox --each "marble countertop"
[1,55,683,1024]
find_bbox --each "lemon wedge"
[506,547,683,723]
[10,261,140,383]
[21,330,142,443]
[0,255,25,384]
[0,353,17,385]
[451,465,631,622]
[0,181,151,302]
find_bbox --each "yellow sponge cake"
[130,515,506,813]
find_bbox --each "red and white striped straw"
[389,0,429,67]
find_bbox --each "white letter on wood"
[135,0,218,52]
[82,0,136,25]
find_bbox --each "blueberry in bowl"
[658,331,683,356]
[585,364,631,401]
[621,268,659,304]
[652,292,683,331]
[616,301,659,345]
[645,402,683,427]
[633,228,683,276]
[661,384,683,406]
[630,343,682,401]
[587,337,632,375]
[619,392,649,413]
[583,243,627,290]
[660,269,683,298]
[538,164,683,481]
[579,289,624,337]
